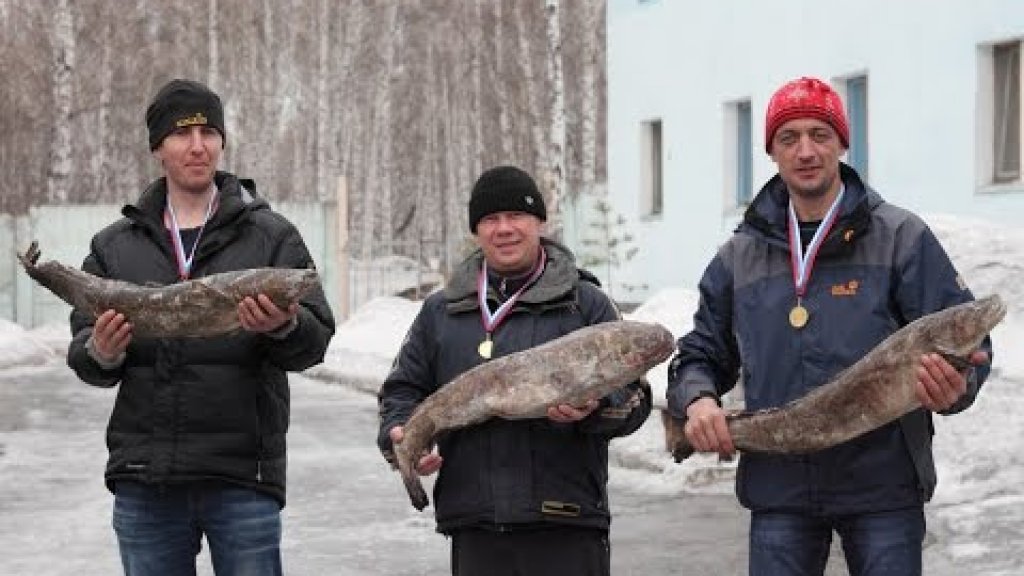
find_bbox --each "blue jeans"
[113,481,283,576]
[749,508,925,576]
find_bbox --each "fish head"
[923,294,1006,356]
[241,267,320,308]
[277,267,320,302]
[621,321,676,370]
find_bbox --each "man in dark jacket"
[66,79,335,576]
[377,165,652,576]
[667,77,994,576]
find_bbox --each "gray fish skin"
[665,295,1006,462]
[17,241,319,338]
[395,320,675,511]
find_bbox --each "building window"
[994,42,1021,183]
[640,119,663,216]
[845,75,869,178]
[736,101,753,205]
[723,100,753,208]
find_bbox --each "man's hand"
[684,396,735,458]
[90,309,132,363]
[389,426,442,476]
[916,350,988,412]
[546,399,599,423]
[238,294,299,333]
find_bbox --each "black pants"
[451,526,610,576]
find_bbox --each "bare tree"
[543,0,567,238]
[48,0,74,204]
[1,0,607,276]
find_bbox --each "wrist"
[85,335,125,369]
[686,391,720,418]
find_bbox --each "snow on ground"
[5,212,1022,564]
[0,317,58,369]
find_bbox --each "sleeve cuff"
[85,335,125,370]
[265,316,299,340]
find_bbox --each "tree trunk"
[48,0,74,204]
[544,0,566,238]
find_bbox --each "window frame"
[639,118,664,217]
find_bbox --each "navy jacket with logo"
[667,164,994,514]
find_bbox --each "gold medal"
[789,304,809,329]
[478,338,493,359]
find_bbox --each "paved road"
[0,362,1016,575]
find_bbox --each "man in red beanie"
[377,165,652,576]
[667,77,994,575]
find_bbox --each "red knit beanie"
[765,77,850,153]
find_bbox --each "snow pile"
[303,296,422,394]
[0,318,57,369]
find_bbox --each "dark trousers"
[749,507,926,576]
[451,526,610,576]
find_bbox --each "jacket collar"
[741,163,878,249]
[444,237,579,309]
[123,171,265,233]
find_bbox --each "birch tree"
[544,0,566,238]
[48,0,74,204]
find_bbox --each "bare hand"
[546,399,599,423]
[389,426,442,476]
[916,350,988,412]
[684,397,735,457]
[238,294,299,333]
[92,309,132,362]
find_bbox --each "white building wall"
[604,0,1024,302]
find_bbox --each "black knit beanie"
[145,79,226,150]
[468,166,547,233]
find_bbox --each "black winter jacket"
[377,239,652,533]
[67,172,335,507]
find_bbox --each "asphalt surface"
[0,362,1015,575]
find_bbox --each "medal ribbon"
[165,189,218,280]
[477,248,547,338]
[786,186,845,300]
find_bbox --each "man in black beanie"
[66,78,335,576]
[378,165,652,576]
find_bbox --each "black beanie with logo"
[145,79,226,150]
[468,166,547,233]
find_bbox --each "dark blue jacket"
[378,239,652,533]
[667,164,993,515]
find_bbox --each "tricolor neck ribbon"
[786,186,845,299]
[477,248,547,337]
[165,189,218,280]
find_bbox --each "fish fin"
[938,351,973,372]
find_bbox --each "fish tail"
[660,409,695,462]
[395,417,434,511]
[396,443,429,510]
[400,462,429,511]
[17,241,40,269]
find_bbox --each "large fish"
[394,320,675,511]
[17,241,319,338]
[664,295,1006,462]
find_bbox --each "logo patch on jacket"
[831,279,859,297]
